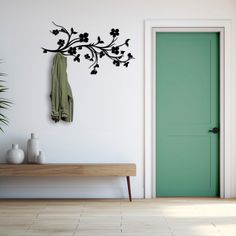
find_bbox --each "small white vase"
[6,144,25,164]
[37,151,45,164]
[27,133,39,163]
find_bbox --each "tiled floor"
[0,198,236,236]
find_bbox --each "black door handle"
[208,127,219,134]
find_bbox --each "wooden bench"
[0,163,136,201]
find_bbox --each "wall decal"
[42,22,135,74]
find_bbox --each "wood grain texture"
[0,198,235,235]
[0,164,136,177]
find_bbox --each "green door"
[156,32,220,197]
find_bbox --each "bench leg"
[126,176,132,202]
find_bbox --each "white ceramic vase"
[6,144,25,164]
[27,133,39,163]
[37,151,45,164]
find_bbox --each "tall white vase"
[27,133,39,163]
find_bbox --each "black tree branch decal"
[42,22,134,74]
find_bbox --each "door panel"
[156,32,219,197]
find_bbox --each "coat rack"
[42,22,134,74]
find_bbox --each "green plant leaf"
[0,67,11,133]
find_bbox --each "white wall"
[0,0,235,198]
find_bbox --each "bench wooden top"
[0,164,136,177]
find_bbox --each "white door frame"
[144,19,232,198]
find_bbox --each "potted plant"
[0,60,11,132]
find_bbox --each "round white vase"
[27,133,39,163]
[6,144,25,164]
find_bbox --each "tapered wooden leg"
[126,176,132,202]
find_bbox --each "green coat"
[50,53,73,122]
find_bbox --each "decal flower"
[52,29,59,35]
[84,54,90,59]
[111,46,119,55]
[99,51,105,58]
[79,33,89,43]
[113,60,120,67]
[110,28,119,37]
[68,47,76,55]
[91,69,97,74]
[127,53,134,59]
[57,39,65,47]
[42,22,135,74]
